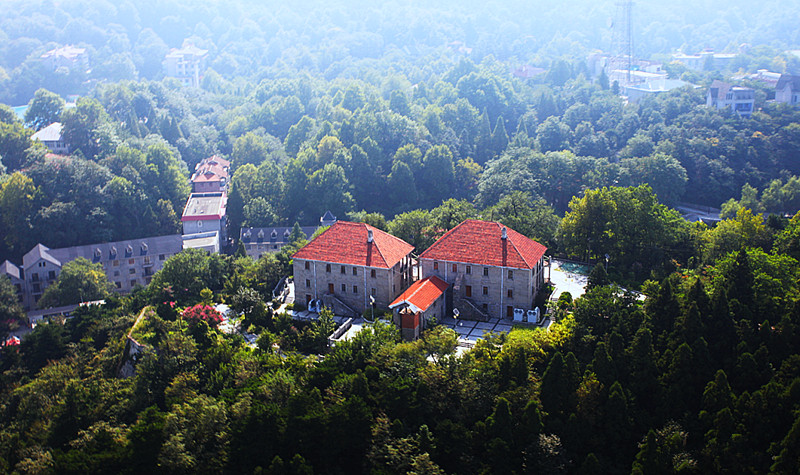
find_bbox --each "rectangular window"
[508,289,513,298]
[48,270,56,280]
[326,264,331,272]
[353,267,357,276]
[341,283,346,292]
[159,254,166,261]
[31,273,38,282]
[33,283,41,293]
[483,286,488,295]
[131,279,137,287]
[114,271,120,277]
[129,259,135,265]
[433,261,439,270]
[129,268,136,275]
[508,270,513,280]
[341,266,346,274]
[143,256,151,265]
[305,279,310,288]
[371,288,377,296]
[305,261,310,270]
[114,281,121,289]
[452,263,457,273]
[113,260,119,266]
[371,269,376,278]
[483,267,489,276]
[353,285,358,293]
[466,265,471,274]
[465,285,472,297]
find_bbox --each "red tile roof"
[292,221,414,269]
[419,219,546,269]
[389,275,448,313]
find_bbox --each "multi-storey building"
[292,221,414,315]
[191,155,230,193]
[707,80,755,116]
[163,45,208,87]
[3,236,182,311]
[182,192,227,252]
[418,220,547,320]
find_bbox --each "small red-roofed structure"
[389,275,449,341]
[292,221,414,314]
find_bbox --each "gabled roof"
[292,221,413,269]
[1,260,21,280]
[31,122,63,142]
[419,219,547,270]
[389,275,449,313]
[777,74,800,92]
[23,244,61,269]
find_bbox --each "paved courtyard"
[549,259,590,301]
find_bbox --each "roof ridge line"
[504,226,532,268]
[366,223,390,267]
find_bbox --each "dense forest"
[4,0,800,473]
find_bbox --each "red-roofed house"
[389,275,449,340]
[418,220,547,320]
[292,221,414,315]
[191,155,230,193]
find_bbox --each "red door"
[465,285,472,297]
[507,305,514,317]
[328,283,335,294]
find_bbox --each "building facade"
[31,122,69,155]
[292,221,414,315]
[191,155,230,193]
[707,80,755,116]
[182,192,227,251]
[4,236,182,311]
[418,220,547,321]
[163,45,208,87]
[776,74,800,106]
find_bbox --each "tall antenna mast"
[609,0,634,86]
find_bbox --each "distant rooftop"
[182,193,227,221]
[31,122,63,142]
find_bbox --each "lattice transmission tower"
[608,0,634,85]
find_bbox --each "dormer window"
[126,244,133,256]
[141,242,149,253]
[110,246,117,258]
[94,248,101,258]
[271,230,278,239]
[284,229,290,238]
[257,229,265,239]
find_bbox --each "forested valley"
[3,0,800,473]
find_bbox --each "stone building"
[4,235,182,310]
[292,221,414,316]
[418,220,547,321]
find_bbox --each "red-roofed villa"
[418,219,547,321]
[292,221,414,315]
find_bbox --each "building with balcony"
[707,80,755,117]
[5,235,182,310]
[163,45,208,87]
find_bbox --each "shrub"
[181,304,223,328]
